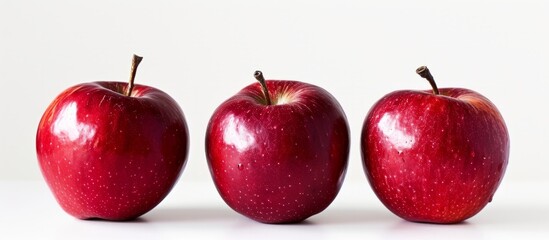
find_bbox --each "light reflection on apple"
[377,112,415,152]
[222,114,256,152]
[52,101,96,144]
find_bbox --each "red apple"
[206,71,349,223]
[36,55,189,220]
[361,66,509,223]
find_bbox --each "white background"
[0,0,548,239]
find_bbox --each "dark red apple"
[206,71,349,223]
[361,66,509,224]
[36,55,189,220]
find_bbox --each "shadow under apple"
[302,207,396,225]
[143,206,238,223]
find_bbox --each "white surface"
[2,180,547,240]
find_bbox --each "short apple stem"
[416,66,440,95]
[125,54,143,97]
[254,70,272,105]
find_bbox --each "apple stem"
[125,54,144,97]
[416,66,440,95]
[254,70,272,105]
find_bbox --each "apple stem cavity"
[254,70,272,105]
[125,54,144,97]
[416,66,440,95]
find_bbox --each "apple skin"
[361,88,509,223]
[206,80,349,223]
[36,81,188,220]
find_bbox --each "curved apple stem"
[416,66,440,95]
[254,70,272,105]
[125,54,144,97]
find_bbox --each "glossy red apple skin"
[206,80,350,223]
[36,81,188,220]
[362,88,509,223]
